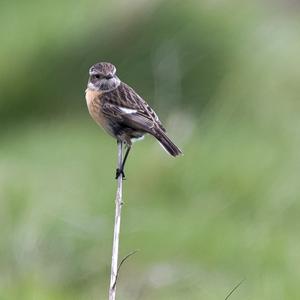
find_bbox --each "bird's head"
[87,62,120,92]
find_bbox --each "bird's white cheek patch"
[119,107,137,114]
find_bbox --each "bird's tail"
[154,130,183,157]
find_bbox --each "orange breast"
[85,88,108,130]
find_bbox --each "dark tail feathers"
[154,130,183,157]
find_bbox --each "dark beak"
[105,74,113,79]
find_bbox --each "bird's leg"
[115,168,125,180]
[115,141,124,179]
[115,144,131,180]
[121,145,131,172]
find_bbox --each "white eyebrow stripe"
[119,107,137,114]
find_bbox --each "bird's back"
[102,82,166,133]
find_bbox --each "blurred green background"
[1,0,300,299]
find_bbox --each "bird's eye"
[94,74,100,79]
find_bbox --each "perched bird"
[85,62,182,179]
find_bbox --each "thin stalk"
[109,141,123,300]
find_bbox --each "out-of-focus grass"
[0,0,247,122]
[1,0,300,299]
[1,110,300,299]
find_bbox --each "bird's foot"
[115,168,125,180]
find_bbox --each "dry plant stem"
[224,278,245,300]
[109,141,123,300]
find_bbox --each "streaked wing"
[102,102,157,133]
[101,82,166,133]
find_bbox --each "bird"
[85,62,182,179]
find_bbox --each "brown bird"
[85,62,182,179]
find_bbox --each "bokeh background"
[1,0,300,299]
